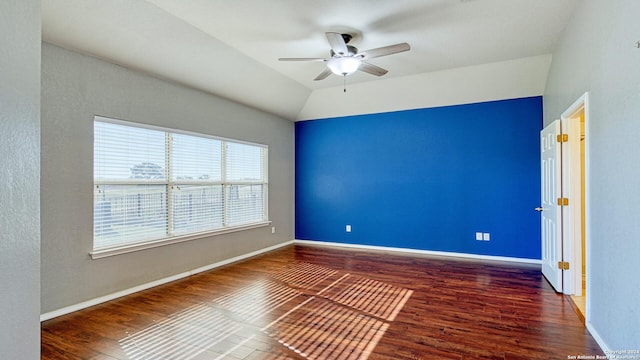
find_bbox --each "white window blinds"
[94,121,166,181]
[170,134,224,235]
[224,142,267,226]
[93,117,268,252]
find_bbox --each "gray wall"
[0,0,41,358]
[544,0,640,349]
[41,43,294,313]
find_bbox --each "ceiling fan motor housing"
[278,31,410,81]
[331,45,358,57]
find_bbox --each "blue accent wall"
[295,97,542,260]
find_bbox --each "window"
[93,116,268,257]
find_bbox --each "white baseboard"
[41,239,541,322]
[296,240,622,351]
[40,240,295,322]
[586,321,610,354]
[293,239,542,265]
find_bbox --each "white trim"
[583,92,592,324]
[294,240,542,265]
[560,92,589,129]
[44,239,542,322]
[90,221,272,259]
[560,92,590,312]
[586,321,610,354]
[42,240,294,322]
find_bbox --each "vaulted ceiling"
[42,0,579,120]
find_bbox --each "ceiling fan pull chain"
[343,75,347,93]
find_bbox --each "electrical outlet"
[271,226,276,234]
[475,232,483,241]
[346,225,352,233]
[483,233,490,241]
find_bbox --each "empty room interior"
[2,0,640,359]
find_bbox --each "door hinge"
[557,197,569,206]
[557,134,568,143]
[558,261,570,270]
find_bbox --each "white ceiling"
[41,0,579,120]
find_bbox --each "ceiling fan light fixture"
[279,32,410,81]
[327,56,361,76]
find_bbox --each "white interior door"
[540,120,563,292]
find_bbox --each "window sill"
[89,221,272,259]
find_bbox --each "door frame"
[560,92,590,319]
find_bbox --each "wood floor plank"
[41,244,603,359]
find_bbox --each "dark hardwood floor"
[41,244,602,360]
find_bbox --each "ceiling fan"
[279,32,410,81]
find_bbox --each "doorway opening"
[560,93,589,322]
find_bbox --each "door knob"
[534,207,544,212]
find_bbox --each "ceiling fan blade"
[278,57,327,62]
[326,32,349,56]
[359,61,388,77]
[358,42,410,59]
[313,68,333,81]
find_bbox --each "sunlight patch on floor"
[119,262,412,360]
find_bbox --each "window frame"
[91,116,269,259]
